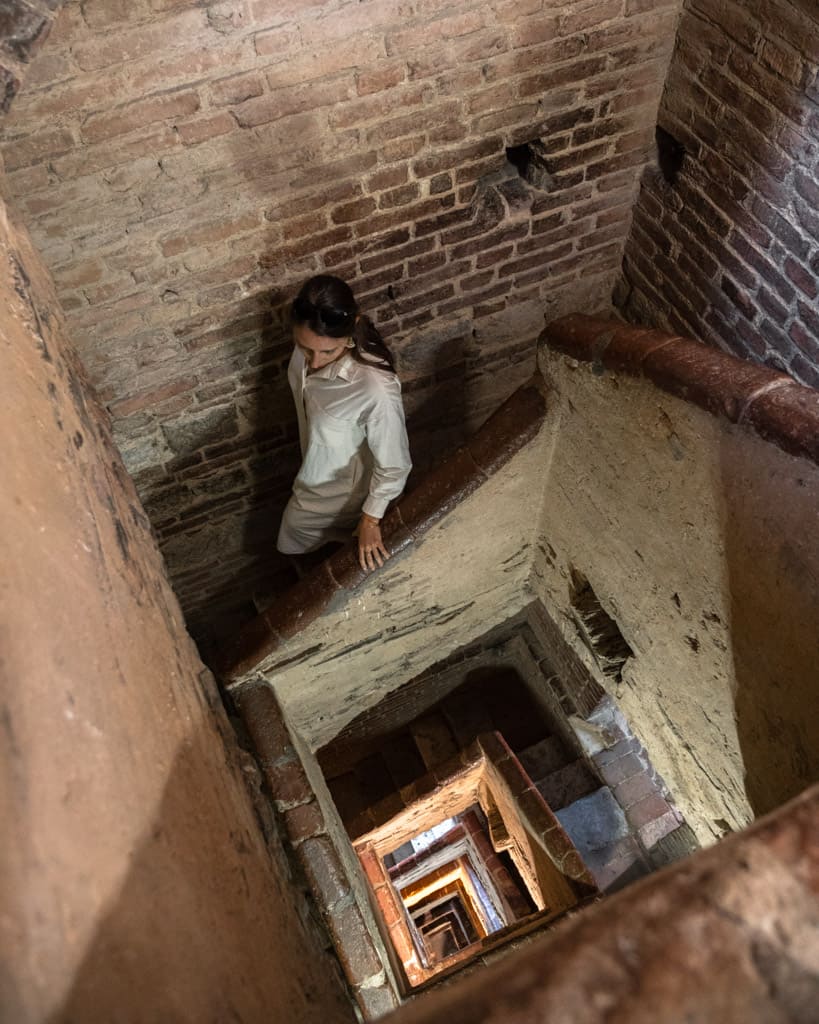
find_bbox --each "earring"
[345,338,355,348]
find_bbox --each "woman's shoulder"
[352,358,401,397]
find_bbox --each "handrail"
[215,376,548,680]
[542,315,819,466]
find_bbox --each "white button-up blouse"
[288,346,412,521]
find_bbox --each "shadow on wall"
[43,723,354,1024]
[402,332,468,480]
[720,433,819,817]
[148,302,305,644]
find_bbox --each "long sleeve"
[287,347,309,459]
[361,382,412,518]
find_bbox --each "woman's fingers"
[358,538,390,572]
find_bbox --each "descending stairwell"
[224,316,819,1020]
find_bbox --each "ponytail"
[351,314,396,373]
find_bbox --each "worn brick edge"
[236,680,401,1018]
[542,314,819,466]
[215,375,548,680]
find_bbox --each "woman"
[277,275,412,572]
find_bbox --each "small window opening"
[570,570,633,682]
[655,125,685,185]
[505,140,555,192]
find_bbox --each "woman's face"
[294,322,349,372]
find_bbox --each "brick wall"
[617,0,819,387]
[1,0,680,637]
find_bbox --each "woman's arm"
[358,382,412,572]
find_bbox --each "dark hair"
[291,275,396,373]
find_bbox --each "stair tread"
[535,758,599,811]
[519,735,572,782]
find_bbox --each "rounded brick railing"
[215,377,548,680]
[542,314,819,466]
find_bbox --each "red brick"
[380,135,426,162]
[82,91,200,144]
[509,15,559,48]
[461,270,495,292]
[412,137,501,178]
[394,283,454,314]
[366,164,409,192]
[355,983,400,1017]
[297,836,351,909]
[428,121,470,145]
[328,902,383,985]
[626,792,672,830]
[784,257,817,299]
[378,183,421,210]
[248,0,322,22]
[357,62,405,96]
[160,212,260,257]
[429,172,452,194]
[408,251,446,276]
[176,113,234,146]
[4,128,76,171]
[354,264,405,295]
[466,81,518,115]
[53,126,179,177]
[385,10,486,56]
[268,759,313,808]
[233,86,337,129]
[359,235,430,273]
[284,225,353,258]
[499,246,572,277]
[280,211,328,242]
[109,377,198,417]
[290,150,378,189]
[475,244,514,269]
[252,23,301,58]
[331,197,377,224]
[331,82,431,130]
[366,100,462,146]
[284,800,325,843]
[72,9,207,70]
[210,72,264,107]
[264,35,382,82]
[495,0,543,19]
[266,180,362,221]
[353,196,453,238]
[473,101,540,135]
[52,261,104,289]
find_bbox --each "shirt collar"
[303,350,357,383]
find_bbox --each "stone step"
[535,759,599,812]
[411,711,458,770]
[518,735,572,783]
[556,787,650,893]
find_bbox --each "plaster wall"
[532,345,819,843]
[0,201,353,1023]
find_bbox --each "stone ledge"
[215,377,548,681]
[542,314,819,465]
[235,680,401,1017]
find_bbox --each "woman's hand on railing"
[358,513,389,572]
